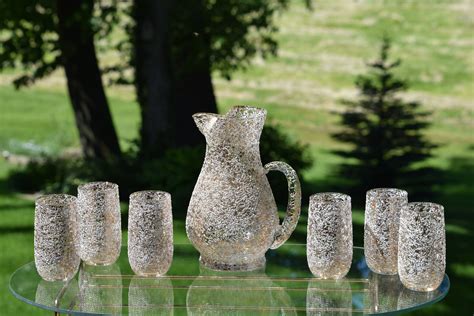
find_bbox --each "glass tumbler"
[128,191,173,276]
[364,188,407,275]
[77,181,121,265]
[307,192,352,279]
[34,194,80,281]
[398,202,445,292]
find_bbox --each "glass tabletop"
[10,244,449,315]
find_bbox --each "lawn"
[0,0,473,314]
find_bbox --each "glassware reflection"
[186,267,296,315]
[128,276,174,316]
[397,286,436,310]
[366,271,402,313]
[78,262,122,314]
[306,278,352,315]
[35,279,79,309]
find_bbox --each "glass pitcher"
[186,106,301,271]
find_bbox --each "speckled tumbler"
[128,191,173,276]
[34,194,80,281]
[398,202,445,292]
[364,188,407,275]
[307,193,352,279]
[77,182,121,265]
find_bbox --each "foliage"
[331,37,438,197]
[261,123,312,201]
[171,0,289,79]
[0,0,298,86]
[7,123,311,215]
[0,0,119,88]
[105,0,295,84]
[261,124,311,172]
[0,0,58,88]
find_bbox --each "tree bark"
[134,0,174,154]
[173,65,218,147]
[133,0,218,154]
[57,0,121,160]
[170,1,218,148]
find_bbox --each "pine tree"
[332,37,437,196]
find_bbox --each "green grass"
[0,86,140,155]
[0,0,473,314]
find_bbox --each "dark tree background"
[332,38,437,198]
[113,0,292,155]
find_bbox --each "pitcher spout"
[193,113,219,137]
[228,105,267,120]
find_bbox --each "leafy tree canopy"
[0,0,302,87]
[0,0,118,88]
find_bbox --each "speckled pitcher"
[186,106,301,271]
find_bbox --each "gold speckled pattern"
[307,193,352,279]
[398,202,445,292]
[128,190,173,276]
[34,194,80,281]
[364,188,408,275]
[77,181,121,265]
[186,106,301,271]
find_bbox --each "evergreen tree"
[332,38,437,196]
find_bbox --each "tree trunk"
[134,0,174,154]
[173,65,218,147]
[57,0,121,160]
[133,0,218,154]
[170,1,218,148]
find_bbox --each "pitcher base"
[199,256,266,271]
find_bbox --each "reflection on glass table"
[9,244,449,315]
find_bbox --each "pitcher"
[186,106,301,271]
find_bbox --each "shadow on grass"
[0,202,33,211]
[0,226,33,234]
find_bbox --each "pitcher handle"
[264,161,302,249]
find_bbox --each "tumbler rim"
[35,194,76,207]
[309,192,350,203]
[129,190,171,202]
[407,202,444,215]
[366,187,408,197]
[78,181,118,193]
